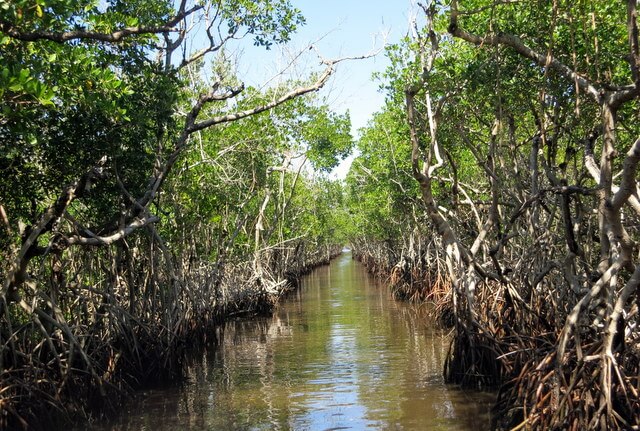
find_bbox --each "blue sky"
[286,1,413,132]
[230,1,414,177]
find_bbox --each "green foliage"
[221,0,305,48]
[344,106,418,242]
[0,1,357,427]
[347,0,640,259]
[277,96,353,173]
[0,0,346,253]
[166,79,354,261]
[0,49,163,231]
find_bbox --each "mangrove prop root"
[351,236,640,429]
[0,240,342,430]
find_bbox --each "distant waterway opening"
[88,251,494,430]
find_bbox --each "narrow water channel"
[92,252,494,430]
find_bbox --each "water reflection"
[89,252,494,430]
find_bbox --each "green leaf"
[8,82,23,92]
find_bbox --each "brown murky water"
[91,252,494,430]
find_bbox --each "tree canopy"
[0,1,357,428]
[3,0,640,429]
[345,1,640,429]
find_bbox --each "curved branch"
[0,5,202,43]
[611,137,640,211]
[1,157,108,300]
[450,0,640,107]
[66,216,160,246]
[585,133,640,216]
[449,0,603,102]
[187,62,336,132]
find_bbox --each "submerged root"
[493,342,640,430]
[348,241,640,428]
[446,275,640,430]
[0,241,342,430]
[444,325,503,388]
[353,240,454,325]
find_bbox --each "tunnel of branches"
[2,1,640,430]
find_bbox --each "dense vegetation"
[0,1,353,428]
[3,0,640,429]
[347,1,640,429]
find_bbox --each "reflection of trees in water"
[94,256,492,430]
[353,272,483,428]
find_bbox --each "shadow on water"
[86,252,494,430]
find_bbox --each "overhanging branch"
[0,5,202,43]
[187,61,336,132]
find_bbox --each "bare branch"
[584,132,640,216]
[611,137,640,211]
[66,216,160,246]
[187,55,352,133]
[1,157,109,299]
[449,0,605,103]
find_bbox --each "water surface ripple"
[92,252,494,430]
